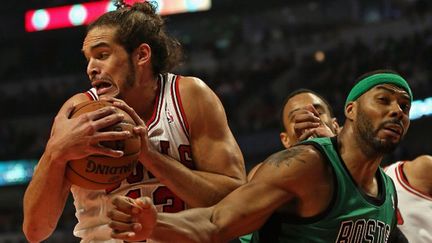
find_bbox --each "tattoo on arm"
[264,146,309,167]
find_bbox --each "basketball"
[65,100,141,190]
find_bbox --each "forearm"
[23,151,71,242]
[109,172,288,243]
[148,187,274,243]
[142,152,243,207]
[150,207,220,243]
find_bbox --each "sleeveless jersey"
[253,137,397,243]
[384,161,432,243]
[71,73,193,243]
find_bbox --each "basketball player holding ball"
[23,2,246,242]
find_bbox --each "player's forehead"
[365,84,411,100]
[284,93,328,116]
[82,26,118,51]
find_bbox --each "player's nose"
[87,59,101,79]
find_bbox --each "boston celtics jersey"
[253,137,397,243]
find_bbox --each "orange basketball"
[65,100,141,190]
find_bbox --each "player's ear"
[135,43,151,66]
[345,101,356,121]
[331,117,340,135]
[280,132,290,149]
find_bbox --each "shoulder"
[260,145,327,180]
[413,155,432,163]
[264,145,323,166]
[411,155,432,170]
[402,155,432,184]
[252,145,329,194]
[176,76,225,126]
[177,76,215,99]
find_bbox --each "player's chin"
[376,139,400,153]
[382,134,403,146]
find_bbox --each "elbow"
[23,218,52,243]
[223,175,246,194]
[230,167,247,189]
[206,178,245,207]
[211,225,230,243]
[209,214,230,243]
[224,166,248,192]
[233,176,247,188]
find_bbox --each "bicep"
[180,77,245,178]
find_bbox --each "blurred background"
[0,0,431,241]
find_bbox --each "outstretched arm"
[108,145,325,242]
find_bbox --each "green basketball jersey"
[252,137,397,243]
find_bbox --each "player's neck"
[124,75,160,122]
[337,128,383,187]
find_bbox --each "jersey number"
[124,141,192,213]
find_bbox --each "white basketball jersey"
[72,73,193,243]
[384,161,432,243]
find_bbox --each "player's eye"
[97,52,109,60]
[377,96,389,104]
[400,103,410,113]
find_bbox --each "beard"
[116,57,136,99]
[355,105,403,154]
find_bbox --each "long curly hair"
[87,1,183,75]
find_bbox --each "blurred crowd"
[1,23,431,161]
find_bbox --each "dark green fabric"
[345,73,413,107]
[252,137,397,243]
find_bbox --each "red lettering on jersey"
[153,186,185,213]
[122,141,190,213]
[160,141,194,168]
[178,144,194,169]
[126,189,141,199]
[160,140,170,154]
